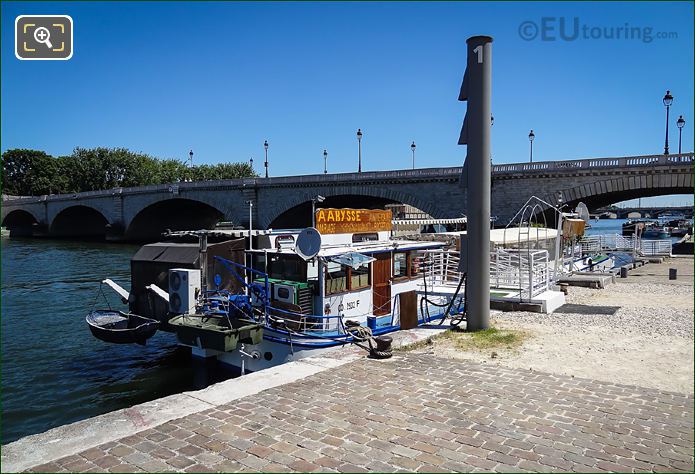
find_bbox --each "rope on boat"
[344,320,392,359]
[90,282,113,312]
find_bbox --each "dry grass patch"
[442,327,528,352]
[401,326,528,354]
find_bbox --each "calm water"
[1,238,236,445]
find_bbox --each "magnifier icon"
[33,27,53,49]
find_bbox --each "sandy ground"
[417,257,695,394]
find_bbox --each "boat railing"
[265,304,350,335]
[213,256,271,322]
[578,233,672,255]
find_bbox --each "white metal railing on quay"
[579,233,672,256]
[490,248,550,299]
[580,236,602,254]
[639,240,672,256]
[579,233,639,252]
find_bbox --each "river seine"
[0,237,235,444]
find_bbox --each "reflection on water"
[1,238,236,444]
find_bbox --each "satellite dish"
[295,227,322,260]
[575,202,590,223]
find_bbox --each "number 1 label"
[473,45,483,63]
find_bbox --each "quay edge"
[0,325,449,473]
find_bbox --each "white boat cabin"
[249,228,446,329]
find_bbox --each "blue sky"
[2,1,693,206]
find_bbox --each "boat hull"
[188,308,449,373]
[642,230,670,240]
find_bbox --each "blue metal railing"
[213,256,270,323]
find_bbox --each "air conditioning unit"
[272,281,313,315]
[273,283,297,305]
[168,268,201,314]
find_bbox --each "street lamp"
[323,149,328,174]
[356,128,363,173]
[311,195,326,228]
[663,90,673,155]
[410,141,416,169]
[677,115,686,155]
[528,130,535,163]
[249,157,254,171]
[264,140,269,178]
[188,149,194,182]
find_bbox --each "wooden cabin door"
[372,253,391,316]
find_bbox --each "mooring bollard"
[620,267,628,278]
[669,268,677,280]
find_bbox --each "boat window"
[268,255,306,282]
[393,252,408,278]
[409,251,425,278]
[350,263,371,290]
[325,261,347,295]
[352,232,379,242]
[307,259,319,281]
[275,234,296,249]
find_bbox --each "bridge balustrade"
[2,153,692,205]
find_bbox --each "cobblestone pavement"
[28,353,694,473]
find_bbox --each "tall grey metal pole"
[247,200,253,250]
[458,35,492,331]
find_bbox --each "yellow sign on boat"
[315,208,392,234]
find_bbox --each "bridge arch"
[50,205,111,238]
[125,198,225,241]
[540,172,694,222]
[1,209,40,236]
[262,186,440,229]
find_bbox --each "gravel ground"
[421,257,695,393]
[493,297,694,340]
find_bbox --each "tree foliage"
[1,147,257,196]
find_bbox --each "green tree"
[1,149,59,195]
[2,147,257,196]
[157,158,188,184]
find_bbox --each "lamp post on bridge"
[188,150,194,182]
[677,115,685,155]
[249,157,254,173]
[323,149,328,174]
[663,90,673,155]
[356,128,363,173]
[528,130,535,163]
[264,140,269,178]
[410,141,416,169]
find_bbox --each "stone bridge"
[595,205,694,219]
[2,153,693,241]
